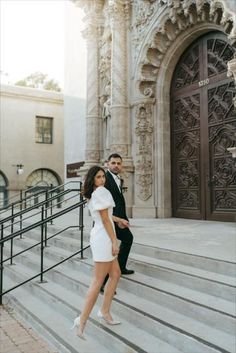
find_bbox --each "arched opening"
[0,171,8,208]
[26,169,61,207]
[170,31,236,221]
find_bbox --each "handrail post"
[10,204,14,265]
[24,190,27,209]
[50,184,53,224]
[0,224,4,305]
[20,190,23,239]
[44,191,48,247]
[40,206,44,282]
[79,182,84,259]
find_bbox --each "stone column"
[77,0,103,166]
[108,0,133,216]
[108,0,131,159]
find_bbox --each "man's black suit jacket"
[105,171,128,221]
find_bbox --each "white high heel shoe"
[71,316,86,340]
[97,310,121,325]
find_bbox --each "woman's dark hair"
[83,165,106,199]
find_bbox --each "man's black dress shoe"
[121,269,135,275]
[100,286,116,295]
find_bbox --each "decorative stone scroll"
[135,103,154,200]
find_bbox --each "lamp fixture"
[16,164,24,175]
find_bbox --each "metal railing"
[0,181,81,217]
[0,182,89,305]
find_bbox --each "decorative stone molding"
[135,103,154,201]
[73,0,104,17]
[108,0,130,25]
[109,144,128,156]
[86,150,100,161]
[227,55,236,107]
[99,26,112,115]
[131,0,159,63]
[136,0,236,98]
[227,55,236,82]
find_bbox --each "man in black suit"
[101,153,134,293]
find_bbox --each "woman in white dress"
[72,166,121,339]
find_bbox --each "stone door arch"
[0,171,8,208]
[171,31,236,221]
[134,0,236,219]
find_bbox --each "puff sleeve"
[92,186,115,210]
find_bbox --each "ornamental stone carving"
[131,0,159,63]
[135,104,154,201]
[136,0,236,98]
[109,144,128,157]
[73,0,103,16]
[86,150,100,161]
[227,55,236,107]
[108,0,130,25]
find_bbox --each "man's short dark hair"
[108,153,122,161]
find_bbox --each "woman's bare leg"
[79,261,111,331]
[101,259,121,320]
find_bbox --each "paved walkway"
[0,304,58,353]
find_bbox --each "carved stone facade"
[73,0,236,219]
[135,103,154,201]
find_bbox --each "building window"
[35,116,53,144]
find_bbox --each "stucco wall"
[0,84,64,197]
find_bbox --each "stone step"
[131,242,236,277]
[6,237,235,319]
[8,234,236,303]
[10,222,236,278]
[4,266,184,353]
[3,242,236,353]
[4,278,125,353]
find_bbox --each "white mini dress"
[88,186,116,262]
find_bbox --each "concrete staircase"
[2,224,236,353]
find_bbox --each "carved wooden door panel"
[171,32,236,221]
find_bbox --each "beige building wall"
[0,84,64,202]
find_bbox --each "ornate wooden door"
[171,32,236,221]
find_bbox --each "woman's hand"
[112,240,119,256]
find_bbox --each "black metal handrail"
[0,180,81,216]
[0,184,41,208]
[0,187,80,225]
[1,244,90,298]
[2,226,80,264]
[1,187,83,266]
[0,194,88,304]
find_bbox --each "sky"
[0,0,66,89]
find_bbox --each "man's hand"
[117,219,129,229]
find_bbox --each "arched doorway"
[171,31,236,221]
[26,169,61,207]
[0,171,8,208]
